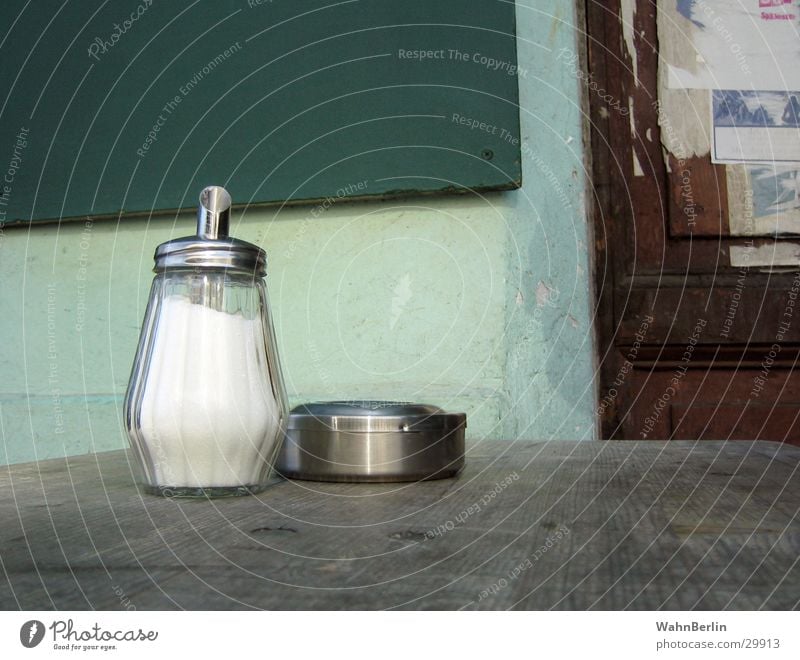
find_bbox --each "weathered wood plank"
[1,441,799,610]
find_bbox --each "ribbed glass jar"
[123,187,288,497]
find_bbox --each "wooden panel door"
[587,1,800,444]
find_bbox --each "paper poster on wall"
[712,90,800,163]
[666,1,800,90]
[727,163,800,235]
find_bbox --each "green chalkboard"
[0,0,520,226]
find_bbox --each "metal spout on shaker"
[197,185,231,239]
[196,185,232,310]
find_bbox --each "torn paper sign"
[730,241,800,267]
[712,90,800,163]
[666,1,800,90]
[727,163,800,235]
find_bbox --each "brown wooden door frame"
[585,0,800,443]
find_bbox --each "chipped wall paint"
[0,0,597,464]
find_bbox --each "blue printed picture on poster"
[712,90,800,163]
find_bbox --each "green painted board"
[0,0,520,226]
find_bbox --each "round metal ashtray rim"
[286,411,466,433]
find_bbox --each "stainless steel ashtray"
[276,401,466,482]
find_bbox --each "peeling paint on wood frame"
[620,0,639,88]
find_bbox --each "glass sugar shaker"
[124,185,289,497]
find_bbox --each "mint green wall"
[0,1,596,464]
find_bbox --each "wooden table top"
[1,440,799,610]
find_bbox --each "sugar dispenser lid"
[154,186,266,275]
